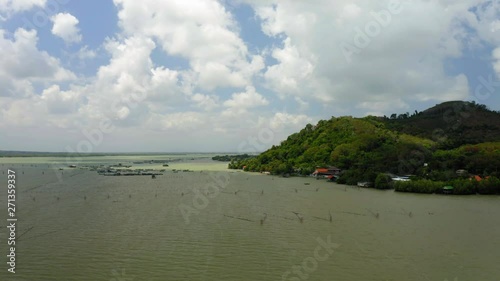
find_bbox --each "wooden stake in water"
[260,213,267,225]
[292,212,304,223]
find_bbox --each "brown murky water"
[0,156,499,281]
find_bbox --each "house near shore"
[312,166,341,177]
[470,175,490,182]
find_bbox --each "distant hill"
[379,101,500,148]
[231,101,500,185]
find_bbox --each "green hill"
[231,101,500,186]
[380,101,500,149]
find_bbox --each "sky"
[0,0,499,153]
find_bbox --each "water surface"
[0,156,499,280]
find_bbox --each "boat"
[357,181,373,187]
[391,176,410,181]
[442,186,454,194]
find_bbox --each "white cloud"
[2,0,500,152]
[222,86,269,118]
[0,28,75,97]
[245,0,497,110]
[76,45,96,60]
[294,97,309,111]
[86,36,181,123]
[41,84,83,114]
[191,93,219,111]
[51,13,82,44]
[154,112,206,131]
[264,37,319,100]
[113,0,263,91]
[0,0,46,19]
[1,98,43,126]
[336,3,362,25]
[357,98,409,116]
[224,86,269,108]
[269,112,312,131]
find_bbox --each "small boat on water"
[357,181,373,187]
[442,186,454,194]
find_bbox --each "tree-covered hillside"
[380,101,500,149]
[231,101,500,186]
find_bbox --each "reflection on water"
[0,157,499,281]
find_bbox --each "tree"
[375,173,392,189]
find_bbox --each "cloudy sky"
[0,0,499,153]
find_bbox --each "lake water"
[0,155,499,280]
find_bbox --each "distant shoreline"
[0,151,238,158]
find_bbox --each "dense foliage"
[394,177,500,195]
[374,173,393,190]
[231,101,500,193]
[212,154,254,162]
[381,101,500,149]
[430,142,500,177]
[234,116,435,181]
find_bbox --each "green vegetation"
[374,173,393,190]
[394,177,500,195]
[232,101,500,194]
[430,142,500,177]
[212,154,254,162]
[234,115,435,182]
[381,101,500,149]
[393,180,445,194]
